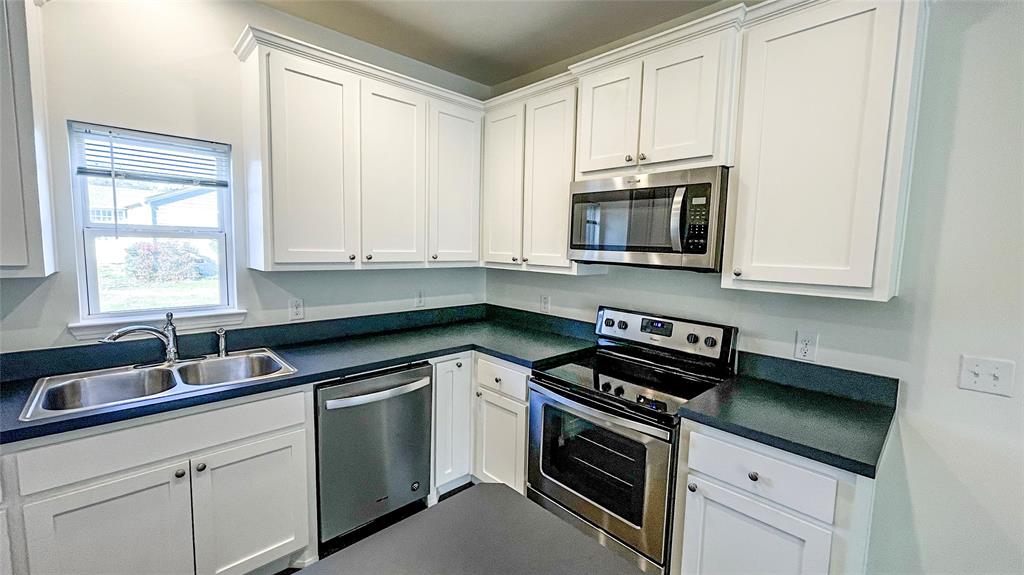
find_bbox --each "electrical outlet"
[414,290,425,308]
[540,294,551,313]
[794,330,818,362]
[288,298,305,321]
[959,355,1016,397]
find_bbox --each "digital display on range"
[641,318,673,337]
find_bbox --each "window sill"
[68,309,248,341]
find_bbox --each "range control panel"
[596,307,733,361]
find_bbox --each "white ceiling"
[262,0,720,86]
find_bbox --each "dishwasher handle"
[324,376,431,410]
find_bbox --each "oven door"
[528,380,673,564]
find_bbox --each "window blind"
[70,122,230,187]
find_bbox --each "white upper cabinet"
[522,85,576,268]
[428,101,481,263]
[638,32,723,166]
[236,27,483,271]
[361,79,428,264]
[1,0,56,278]
[482,102,525,265]
[723,0,925,300]
[266,51,361,266]
[570,8,743,179]
[575,61,643,173]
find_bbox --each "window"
[69,122,234,318]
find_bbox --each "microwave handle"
[670,186,686,252]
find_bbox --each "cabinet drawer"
[476,357,528,402]
[688,432,837,524]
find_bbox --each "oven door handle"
[670,186,686,253]
[529,380,671,441]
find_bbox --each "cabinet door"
[522,86,576,268]
[482,103,525,264]
[474,387,527,494]
[23,462,194,575]
[361,79,428,263]
[638,32,722,165]
[730,0,901,288]
[268,51,361,264]
[191,430,309,575]
[576,60,643,173]
[434,358,473,486]
[428,101,481,262]
[0,0,28,267]
[681,476,831,575]
[1,509,11,575]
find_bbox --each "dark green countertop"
[678,374,896,477]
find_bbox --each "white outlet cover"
[288,298,305,321]
[540,295,551,313]
[794,330,818,362]
[959,355,1015,397]
[414,290,425,308]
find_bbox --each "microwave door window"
[571,188,676,252]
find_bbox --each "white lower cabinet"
[433,358,473,488]
[0,509,10,575]
[680,475,832,575]
[23,461,196,575]
[191,430,308,575]
[473,386,527,495]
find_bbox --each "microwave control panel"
[681,183,712,254]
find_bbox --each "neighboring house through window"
[69,122,234,318]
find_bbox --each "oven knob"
[601,381,612,393]
[704,336,718,348]
[604,318,615,327]
[614,386,625,397]
[686,333,699,344]
[617,320,629,330]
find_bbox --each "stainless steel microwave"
[568,166,729,271]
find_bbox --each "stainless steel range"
[528,306,737,574]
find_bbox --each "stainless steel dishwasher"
[316,362,433,545]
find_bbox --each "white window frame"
[67,122,244,338]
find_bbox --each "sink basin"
[175,352,292,386]
[19,348,297,422]
[41,368,176,410]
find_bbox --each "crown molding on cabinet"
[483,71,576,109]
[234,26,484,110]
[568,4,746,78]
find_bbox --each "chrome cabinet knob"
[432,254,438,260]
[687,482,697,493]
[625,154,634,162]
[512,257,519,262]
[348,254,356,261]
[196,463,207,472]
[456,362,463,368]
[638,152,647,161]
[174,469,186,479]
[494,377,502,384]
[366,254,373,261]
[522,258,529,263]
[733,268,742,277]
[476,391,483,397]
[748,471,759,482]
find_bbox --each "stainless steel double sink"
[19,349,296,422]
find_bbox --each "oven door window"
[540,403,648,526]
[570,187,676,252]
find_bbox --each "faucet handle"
[164,312,175,326]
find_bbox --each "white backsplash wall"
[490,1,1024,572]
[0,0,488,353]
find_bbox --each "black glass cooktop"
[533,348,720,418]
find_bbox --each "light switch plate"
[959,355,1015,397]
